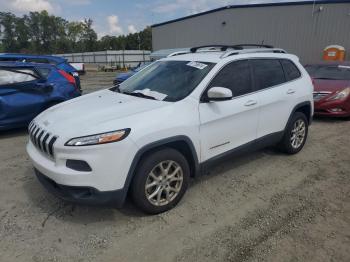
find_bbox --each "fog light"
[329,108,343,112]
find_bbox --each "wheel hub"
[145,160,184,207]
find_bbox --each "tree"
[0,12,18,52]
[0,11,152,54]
[79,18,97,52]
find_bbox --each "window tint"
[281,60,301,81]
[209,60,252,97]
[305,64,350,80]
[36,68,51,78]
[251,59,286,90]
[0,69,38,85]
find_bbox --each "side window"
[0,69,38,86]
[209,60,252,97]
[36,68,51,78]
[251,59,286,90]
[281,59,301,81]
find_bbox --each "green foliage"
[0,11,152,54]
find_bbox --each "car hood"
[313,79,350,92]
[34,89,169,136]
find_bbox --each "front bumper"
[27,136,138,206]
[314,98,350,117]
[35,169,125,206]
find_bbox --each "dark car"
[113,62,152,85]
[305,62,350,118]
[0,62,81,130]
[0,53,81,92]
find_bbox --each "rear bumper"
[35,169,126,207]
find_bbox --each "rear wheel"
[131,148,190,214]
[279,112,308,154]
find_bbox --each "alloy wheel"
[145,160,183,206]
[290,119,306,149]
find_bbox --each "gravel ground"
[0,71,349,262]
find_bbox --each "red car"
[305,62,350,118]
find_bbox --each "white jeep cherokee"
[27,45,314,214]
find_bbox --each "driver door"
[199,60,259,162]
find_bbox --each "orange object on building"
[323,45,345,61]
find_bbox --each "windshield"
[118,60,215,102]
[305,64,350,80]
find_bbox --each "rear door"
[0,68,49,126]
[199,60,259,162]
[252,59,300,138]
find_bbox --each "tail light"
[58,69,78,91]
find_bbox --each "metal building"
[151,0,350,63]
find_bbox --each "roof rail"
[167,51,191,57]
[220,48,286,58]
[232,44,274,49]
[190,45,242,53]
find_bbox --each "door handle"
[287,89,296,94]
[244,100,257,107]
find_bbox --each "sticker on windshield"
[133,89,168,101]
[186,61,208,70]
[338,65,350,70]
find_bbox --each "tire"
[278,112,308,154]
[131,148,190,214]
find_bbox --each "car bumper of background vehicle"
[314,99,350,117]
[35,169,126,207]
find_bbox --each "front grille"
[313,91,331,101]
[28,121,58,158]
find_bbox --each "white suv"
[27,45,314,214]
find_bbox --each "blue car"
[0,62,81,130]
[113,62,152,85]
[0,53,81,92]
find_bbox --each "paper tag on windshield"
[133,89,168,101]
[338,65,350,70]
[187,61,208,70]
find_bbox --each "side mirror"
[207,87,233,101]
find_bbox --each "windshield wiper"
[122,91,157,100]
[313,77,338,80]
[109,84,120,92]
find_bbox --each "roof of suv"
[162,46,297,63]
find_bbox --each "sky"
[0,0,312,38]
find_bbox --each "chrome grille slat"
[37,130,45,150]
[29,122,57,158]
[42,133,50,153]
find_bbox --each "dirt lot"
[0,71,349,262]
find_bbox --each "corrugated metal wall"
[152,3,350,63]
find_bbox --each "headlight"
[327,87,350,101]
[65,129,130,146]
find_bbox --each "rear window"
[251,59,286,90]
[305,65,350,80]
[0,69,39,85]
[281,60,301,81]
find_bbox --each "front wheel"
[278,112,308,154]
[131,148,190,214]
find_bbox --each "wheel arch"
[286,101,312,129]
[121,136,200,201]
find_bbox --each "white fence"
[55,50,151,68]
